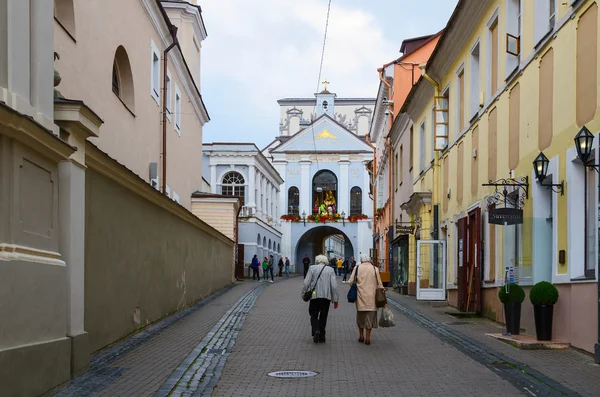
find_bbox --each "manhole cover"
[445,321,470,326]
[268,371,318,378]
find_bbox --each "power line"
[309,0,333,171]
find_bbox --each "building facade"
[202,143,284,272]
[267,88,375,270]
[54,0,209,209]
[400,0,599,356]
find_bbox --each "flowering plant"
[280,214,301,222]
[347,214,368,222]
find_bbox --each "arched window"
[312,170,337,214]
[288,186,299,215]
[112,46,135,112]
[350,186,362,216]
[263,237,267,248]
[222,171,245,202]
[55,0,76,39]
[257,234,261,245]
[277,243,280,253]
[268,240,272,250]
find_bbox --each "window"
[399,145,404,185]
[151,40,160,102]
[586,163,597,276]
[55,0,76,39]
[457,68,465,132]
[488,15,499,97]
[112,46,135,111]
[409,125,414,170]
[534,0,557,44]
[166,70,172,120]
[430,107,435,160]
[312,170,338,214]
[288,187,299,215]
[377,175,384,208]
[435,88,449,150]
[419,121,426,172]
[506,0,522,73]
[112,62,120,97]
[174,86,181,134]
[350,186,362,215]
[394,153,399,188]
[470,41,481,118]
[222,171,245,202]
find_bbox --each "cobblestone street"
[54,276,599,397]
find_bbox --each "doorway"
[458,207,482,312]
[416,240,446,300]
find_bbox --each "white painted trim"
[455,63,465,139]
[0,244,66,267]
[150,39,161,104]
[486,7,500,101]
[469,39,482,119]
[466,199,482,214]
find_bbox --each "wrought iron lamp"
[302,210,307,227]
[575,125,595,164]
[532,152,564,194]
[341,211,346,226]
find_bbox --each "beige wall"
[191,200,238,240]
[54,0,205,210]
[84,164,233,354]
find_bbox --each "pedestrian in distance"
[278,257,284,277]
[336,257,343,276]
[302,255,311,278]
[268,255,275,283]
[250,254,261,282]
[301,255,339,344]
[350,256,357,272]
[262,257,269,281]
[285,257,290,277]
[347,255,384,345]
[342,257,350,283]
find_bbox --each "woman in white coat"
[347,255,383,345]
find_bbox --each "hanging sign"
[489,208,523,225]
[395,222,415,234]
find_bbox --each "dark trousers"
[342,269,348,282]
[303,265,309,278]
[278,266,283,277]
[269,267,274,281]
[252,267,260,280]
[309,298,330,339]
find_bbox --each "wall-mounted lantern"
[533,152,564,195]
[302,210,307,227]
[341,211,346,226]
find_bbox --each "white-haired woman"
[347,255,383,345]
[301,254,339,343]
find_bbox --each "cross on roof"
[322,79,330,91]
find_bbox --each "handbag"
[378,305,396,327]
[347,265,359,303]
[374,266,387,308]
[303,265,326,302]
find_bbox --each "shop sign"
[395,222,415,234]
[489,208,523,225]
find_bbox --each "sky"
[200,0,459,149]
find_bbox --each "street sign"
[489,208,523,225]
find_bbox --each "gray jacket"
[301,264,339,302]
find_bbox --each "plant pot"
[503,302,522,335]
[533,304,554,341]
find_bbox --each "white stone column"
[247,164,256,208]
[300,160,311,216]
[210,164,217,193]
[30,0,54,129]
[273,160,286,216]
[339,158,350,216]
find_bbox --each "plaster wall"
[84,168,233,354]
[54,0,205,209]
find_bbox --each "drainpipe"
[161,24,179,195]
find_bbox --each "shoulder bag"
[347,265,360,303]
[374,265,387,308]
[303,265,326,302]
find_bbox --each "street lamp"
[575,125,595,164]
[302,210,307,227]
[532,152,564,195]
[341,211,346,226]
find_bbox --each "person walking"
[302,255,310,278]
[285,257,290,277]
[347,255,383,345]
[342,257,350,283]
[278,257,284,277]
[301,255,339,344]
[268,255,275,283]
[350,256,357,273]
[262,257,269,281]
[336,257,343,276]
[250,254,261,282]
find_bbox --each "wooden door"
[467,208,482,313]
[457,217,467,310]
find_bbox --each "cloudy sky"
[200,0,458,149]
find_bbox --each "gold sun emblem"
[314,129,338,139]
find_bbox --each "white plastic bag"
[378,304,396,327]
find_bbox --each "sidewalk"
[387,288,599,396]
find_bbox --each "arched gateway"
[294,225,356,266]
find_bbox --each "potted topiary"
[529,281,559,341]
[498,282,525,335]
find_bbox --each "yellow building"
[399,0,599,356]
